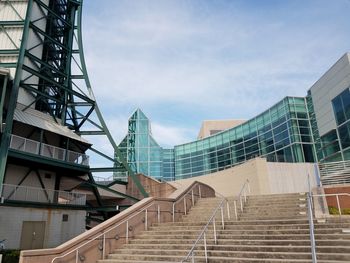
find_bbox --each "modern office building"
[117,53,350,181]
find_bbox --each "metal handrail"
[51,182,203,263]
[51,201,156,263]
[2,183,86,205]
[172,183,202,222]
[9,134,89,165]
[181,179,250,263]
[181,197,226,263]
[307,193,317,263]
[312,193,350,216]
[307,174,317,263]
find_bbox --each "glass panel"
[339,123,350,150]
[332,95,346,125]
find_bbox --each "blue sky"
[82,0,350,150]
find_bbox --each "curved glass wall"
[174,97,316,180]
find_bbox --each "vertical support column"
[157,205,160,223]
[0,0,34,197]
[192,190,194,206]
[145,209,148,230]
[126,221,129,244]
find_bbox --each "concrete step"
[117,243,350,253]
[136,233,350,240]
[101,192,350,262]
[145,228,346,236]
[98,258,347,263]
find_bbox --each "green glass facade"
[116,109,174,181]
[174,97,315,179]
[117,97,317,181]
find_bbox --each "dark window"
[302,144,315,162]
[62,214,69,222]
[339,123,350,149]
[333,96,346,125]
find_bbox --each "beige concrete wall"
[197,119,246,139]
[126,174,176,200]
[170,158,319,196]
[266,162,318,194]
[170,158,269,196]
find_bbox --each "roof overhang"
[14,103,91,145]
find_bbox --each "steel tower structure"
[0,0,147,221]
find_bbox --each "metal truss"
[0,0,148,198]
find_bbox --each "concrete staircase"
[98,193,350,262]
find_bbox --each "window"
[332,88,350,125]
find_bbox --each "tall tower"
[0,0,146,249]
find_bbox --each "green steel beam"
[0,0,33,197]
[0,21,24,26]
[8,149,90,172]
[70,174,139,202]
[0,73,9,130]
[22,65,95,104]
[90,167,117,172]
[76,2,148,197]
[90,147,115,162]
[0,0,148,204]
[1,200,88,210]
[0,49,19,55]
[78,131,105,135]
[0,63,17,68]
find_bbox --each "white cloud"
[81,0,350,151]
[151,122,196,148]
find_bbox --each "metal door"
[19,221,45,249]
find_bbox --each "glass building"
[115,109,174,181]
[174,97,315,179]
[116,53,350,182]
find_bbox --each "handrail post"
[220,205,224,230]
[336,195,341,216]
[234,200,238,220]
[126,221,129,244]
[157,205,160,223]
[213,218,217,244]
[307,193,317,263]
[226,200,231,219]
[102,233,106,259]
[204,232,208,263]
[173,203,175,222]
[75,249,78,263]
[184,197,187,215]
[192,190,194,206]
[145,209,148,230]
[199,185,201,198]
[240,196,243,212]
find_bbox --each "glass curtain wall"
[174,97,316,180]
[115,109,175,181]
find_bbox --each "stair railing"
[307,174,317,263]
[235,179,250,219]
[181,179,250,263]
[50,182,205,263]
[312,193,350,217]
[181,196,225,263]
[172,183,203,222]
